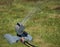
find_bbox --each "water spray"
[21,8,37,25]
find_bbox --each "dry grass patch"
[48,14,60,18]
[0,0,14,5]
[21,0,39,2]
[47,5,60,10]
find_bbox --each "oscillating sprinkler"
[4,8,37,47]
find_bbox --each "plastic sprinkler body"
[15,23,25,35]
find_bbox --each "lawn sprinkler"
[4,8,37,47]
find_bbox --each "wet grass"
[0,0,60,47]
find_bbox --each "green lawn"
[0,0,60,47]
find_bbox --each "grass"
[0,0,60,47]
